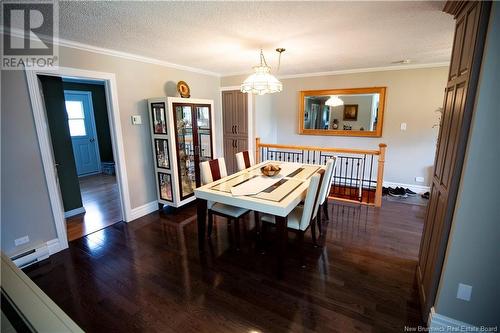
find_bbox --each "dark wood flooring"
[66,174,122,241]
[25,198,425,332]
[329,185,376,204]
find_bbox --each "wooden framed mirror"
[299,87,386,137]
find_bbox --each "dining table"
[194,160,323,273]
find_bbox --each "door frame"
[219,86,254,158]
[64,90,102,176]
[25,66,132,252]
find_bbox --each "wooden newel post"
[374,143,387,208]
[255,137,261,163]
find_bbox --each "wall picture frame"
[343,104,359,121]
[151,102,167,134]
[154,138,170,169]
[158,172,173,202]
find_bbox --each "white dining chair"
[200,158,250,241]
[259,172,323,265]
[315,158,337,231]
[235,150,255,171]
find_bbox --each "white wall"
[222,67,448,187]
[434,3,500,326]
[1,44,221,256]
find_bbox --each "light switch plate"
[457,283,472,301]
[400,122,407,131]
[15,235,30,246]
[131,115,142,125]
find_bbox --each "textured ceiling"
[59,1,454,76]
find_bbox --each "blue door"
[64,91,101,176]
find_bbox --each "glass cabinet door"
[174,104,196,199]
[196,105,213,164]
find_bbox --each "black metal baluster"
[368,155,373,203]
[361,155,366,203]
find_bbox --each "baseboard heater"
[10,245,50,269]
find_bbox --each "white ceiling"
[59,1,454,76]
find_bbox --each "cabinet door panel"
[222,91,235,136]
[434,87,455,179]
[441,83,466,189]
[458,4,479,78]
[236,138,248,154]
[235,92,248,136]
[224,138,236,175]
[448,17,465,81]
[173,104,196,200]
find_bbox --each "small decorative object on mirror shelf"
[332,119,339,129]
[177,81,191,98]
[261,164,281,177]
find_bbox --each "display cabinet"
[148,97,215,208]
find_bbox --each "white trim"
[219,86,254,159]
[129,201,158,221]
[46,238,62,255]
[222,62,450,80]
[25,66,132,256]
[383,181,430,194]
[64,207,86,218]
[10,238,60,268]
[428,307,477,332]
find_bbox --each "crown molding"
[56,37,221,77]
[222,62,450,80]
[3,28,448,79]
[1,28,221,77]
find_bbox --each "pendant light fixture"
[325,96,344,107]
[240,48,285,95]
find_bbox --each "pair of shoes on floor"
[388,187,417,198]
[421,191,430,199]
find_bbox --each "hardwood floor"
[25,198,425,332]
[66,174,122,241]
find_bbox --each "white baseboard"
[383,181,430,194]
[428,307,477,332]
[129,200,158,221]
[64,207,86,218]
[11,238,60,268]
[46,238,62,255]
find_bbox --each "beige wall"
[222,67,448,186]
[1,45,221,256]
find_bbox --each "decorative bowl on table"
[260,164,281,177]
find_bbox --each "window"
[65,100,86,136]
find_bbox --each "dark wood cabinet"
[222,90,248,173]
[417,0,491,319]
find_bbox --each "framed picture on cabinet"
[158,172,173,202]
[151,102,167,134]
[154,139,170,169]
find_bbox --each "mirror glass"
[300,87,386,137]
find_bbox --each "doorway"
[35,74,125,244]
[62,81,122,241]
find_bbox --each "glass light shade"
[325,96,344,107]
[240,65,283,95]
